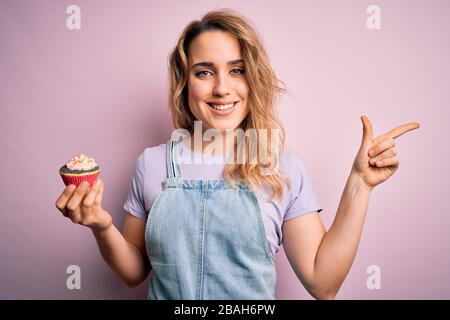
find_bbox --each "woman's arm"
[92,213,151,288]
[282,173,372,300]
[283,116,419,299]
[56,180,151,288]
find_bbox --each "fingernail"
[67,185,76,191]
[94,180,100,188]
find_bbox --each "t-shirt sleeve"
[123,151,147,221]
[283,151,323,221]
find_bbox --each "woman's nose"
[212,74,231,96]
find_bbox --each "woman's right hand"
[55,179,112,232]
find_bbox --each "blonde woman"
[55,9,419,300]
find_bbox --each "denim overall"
[144,139,276,299]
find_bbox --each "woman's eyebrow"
[191,59,244,69]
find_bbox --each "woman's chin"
[208,125,239,133]
[203,121,241,133]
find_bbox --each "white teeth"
[209,102,236,110]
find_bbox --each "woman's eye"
[231,68,245,75]
[195,68,245,78]
[195,70,213,77]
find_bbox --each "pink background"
[1,0,448,299]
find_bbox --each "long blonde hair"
[167,8,290,200]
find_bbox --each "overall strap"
[166,139,182,178]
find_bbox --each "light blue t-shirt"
[124,141,322,259]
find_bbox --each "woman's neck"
[184,131,235,157]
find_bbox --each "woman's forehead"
[188,31,242,65]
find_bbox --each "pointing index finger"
[379,122,420,141]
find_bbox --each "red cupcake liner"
[60,170,101,187]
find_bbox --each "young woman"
[55,9,419,300]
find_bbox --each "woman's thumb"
[360,115,374,149]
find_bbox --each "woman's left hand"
[351,115,420,189]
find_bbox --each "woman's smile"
[207,101,239,116]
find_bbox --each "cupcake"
[59,154,101,187]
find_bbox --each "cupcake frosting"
[66,154,98,171]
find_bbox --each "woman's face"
[187,30,250,132]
